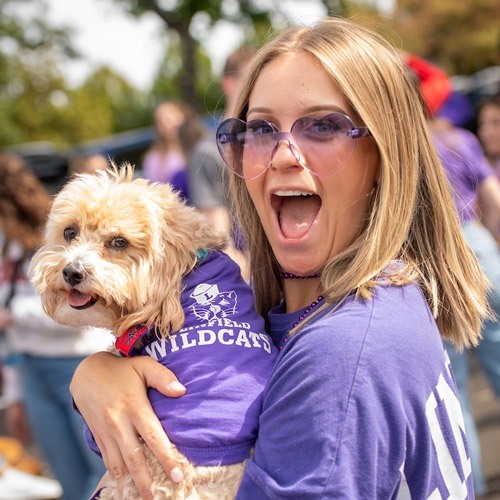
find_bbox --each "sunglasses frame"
[216,112,372,180]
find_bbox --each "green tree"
[0,0,153,147]
[150,33,223,114]
[388,0,500,75]
[111,0,277,111]
[0,0,77,146]
[78,67,150,134]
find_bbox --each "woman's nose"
[269,138,303,170]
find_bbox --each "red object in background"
[405,53,452,116]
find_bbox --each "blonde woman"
[71,18,486,499]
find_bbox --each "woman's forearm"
[70,352,186,500]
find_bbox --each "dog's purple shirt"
[82,251,277,466]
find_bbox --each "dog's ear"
[113,183,227,338]
[150,185,228,337]
[184,207,229,253]
[154,182,228,259]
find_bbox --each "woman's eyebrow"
[246,104,348,119]
[305,104,347,114]
[246,106,272,118]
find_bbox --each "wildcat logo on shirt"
[190,283,237,321]
[143,281,273,360]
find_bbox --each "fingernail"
[170,467,184,483]
[169,381,185,392]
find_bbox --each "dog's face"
[29,166,226,335]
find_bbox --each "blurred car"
[6,126,156,192]
[71,125,156,172]
[5,141,70,194]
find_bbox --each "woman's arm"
[70,352,186,500]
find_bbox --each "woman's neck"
[283,278,322,313]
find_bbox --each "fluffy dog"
[29,165,276,499]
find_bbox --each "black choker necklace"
[279,272,321,279]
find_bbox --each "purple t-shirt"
[433,127,494,223]
[236,282,474,499]
[83,251,277,466]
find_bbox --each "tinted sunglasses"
[216,112,371,180]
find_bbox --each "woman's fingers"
[133,411,184,484]
[71,352,187,499]
[132,355,186,398]
[130,356,186,483]
[116,437,154,500]
[93,417,155,500]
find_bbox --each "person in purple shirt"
[429,93,500,498]
[142,100,205,204]
[71,18,488,499]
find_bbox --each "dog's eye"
[111,237,128,249]
[63,227,77,242]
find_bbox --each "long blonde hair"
[229,17,488,349]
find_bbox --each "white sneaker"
[0,465,62,500]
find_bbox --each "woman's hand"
[70,352,186,500]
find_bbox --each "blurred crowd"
[0,40,500,500]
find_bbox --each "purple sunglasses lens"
[216,113,368,179]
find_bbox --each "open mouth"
[67,289,98,310]
[272,191,322,239]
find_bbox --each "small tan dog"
[29,165,276,499]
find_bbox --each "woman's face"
[245,52,379,276]
[478,103,500,159]
[154,103,185,140]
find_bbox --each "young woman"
[477,94,500,175]
[71,18,488,499]
[143,100,202,203]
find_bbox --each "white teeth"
[274,190,313,197]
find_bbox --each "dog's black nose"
[62,264,84,287]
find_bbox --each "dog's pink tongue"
[279,195,321,239]
[67,289,91,307]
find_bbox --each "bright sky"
[45,0,332,90]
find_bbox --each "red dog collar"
[115,324,154,357]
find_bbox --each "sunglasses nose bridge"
[269,133,302,167]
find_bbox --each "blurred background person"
[0,152,112,500]
[187,45,257,280]
[477,95,500,176]
[69,153,110,176]
[408,54,500,499]
[177,106,208,204]
[142,100,195,202]
[432,106,500,500]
